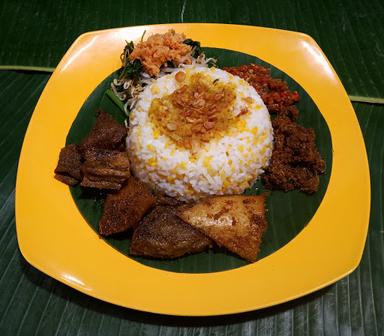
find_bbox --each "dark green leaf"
[0,0,383,98]
[105,88,125,113]
[183,38,202,58]
[67,48,332,273]
[125,41,135,55]
[0,71,383,335]
[119,59,142,81]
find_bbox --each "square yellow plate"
[16,24,370,316]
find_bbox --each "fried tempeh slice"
[130,206,212,259]
[81,110,127,151]
[99,177,156,236]
[178,195,267,262]
[80,148,130,190]
[54,144,82,186]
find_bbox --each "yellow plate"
[16,24,370,316]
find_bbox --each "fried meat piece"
[149,186,184,206]
[81,110,127,151]
[263,116,325,193]
[130,206,212,258]
[178,195,267,262]
[54,144,82,186]
[80,148,130,190]
[99,177,156,236]
[155,193,183,206]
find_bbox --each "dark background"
[0,1,383,335]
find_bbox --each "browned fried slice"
[149,186,184,206]
[154,193,183,206]
[130,206,212,259]
[54,173,79,186]
[80,178,122,190]
[54,144,82,185]
[99,177,156,236]
[80,148,130,190]
[81,110,127,151]
[178,195,267,262]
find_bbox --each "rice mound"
[127,66,273,201]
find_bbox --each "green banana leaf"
[66,48,332,273]
[0,0,383,100]
[0,71,382,335]
[1,0,383,333]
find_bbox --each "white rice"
[127,66,273,201]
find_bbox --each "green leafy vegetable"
[105,88,125,112]
[207,58,217,68]
[118,58,142,81]
[184,38,202,58]
[125,40,135,55]
[166,60,176,68]
[118,41,142,81]
[140,30,146,42]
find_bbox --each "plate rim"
[15,23,370,316]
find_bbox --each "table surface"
[0,1,383,335]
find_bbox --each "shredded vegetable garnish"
[110,30,216,116]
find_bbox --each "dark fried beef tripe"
[54,144,82,186]
[263,116,325,193]
[54,110,129,188]
[80,148,130,190]
[130,206,212,258]
[81,110,127,151]
[99,177,156,236]
[178,195,267,262]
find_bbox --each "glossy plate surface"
[16,24,370,316]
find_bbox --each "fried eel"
[130,206,212,258]
[178,195,267,262]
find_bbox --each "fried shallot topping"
[149,73,236,149]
